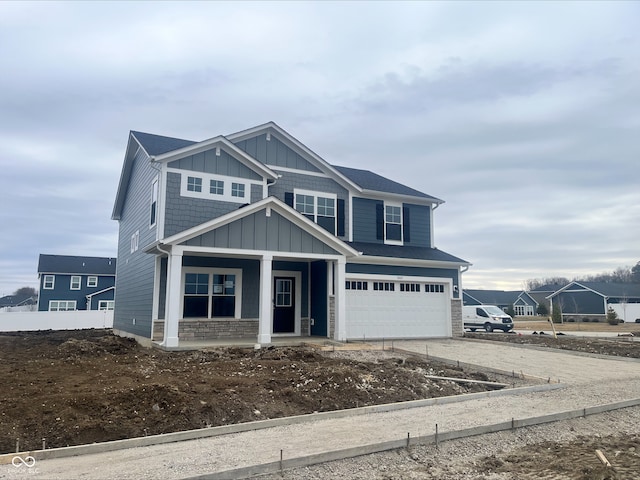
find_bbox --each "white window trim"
[43,275,55,290]
[384,201,403,246]
[170,168,261,204]
[293,188,337,232]
[49,300,77,311]
[70,276,81,290]
[98,300,115,311]
[87,276,98,288]
[181,267,243,319]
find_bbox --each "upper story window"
[210,179,224,195]
[384,204,403,244]
[87,276,98,288]
[187,176,202,192]
[70,276,81,290]
[43,275,55,290]
[150,178,158,227]
[131,230,139,253]
[294,189,337,235]
[231,183,245,198]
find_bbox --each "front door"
[273,277,295,333]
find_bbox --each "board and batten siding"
[352,197,381,244]
[404,203,431,248]
[233,133,322,173]
[167,148,263,181]
[181,210,340,256]
[114,147,158,338]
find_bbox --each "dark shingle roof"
[334,166,442,202]
[131,131,197,156]
[576,282,640,298]
[464,289,522,305]
[347,242,469,264]
[38,255,117,275]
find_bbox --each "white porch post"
[258,254,273,344]
[334,257,347,342]
[151,256,161,323]
[163,250,182,348]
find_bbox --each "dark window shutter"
[284,192,294,207]
[403,205,410,243]
[375,203,384,241]
[337,199,345,237]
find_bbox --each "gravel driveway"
[23,339,640,479]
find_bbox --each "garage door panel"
[346,280,449,339]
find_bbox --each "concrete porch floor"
[151,336,352,351]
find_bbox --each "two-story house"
[37,254,116,311]
[111,122,469,347]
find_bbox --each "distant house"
[111,122,469,347]
[0,294,37,312]
[463,289,538,316]
[37,254,116,312]
[527,284,566,314]
[547,281,640,322]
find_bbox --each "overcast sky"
[1,1,638,296]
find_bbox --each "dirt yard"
[0,329,498,454]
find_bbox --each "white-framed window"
[70,276,81,290]
[98,300,115,311]
[425,284,445,293]
[294,189,337,234]
[49,300,76,312]
[182,268,242,319]
[345,281,368,290]
[130,230,139,253]
[87,276,98,288]
[385,203,402,244]
[43,275,55,290]
[150,177,158,227]
[210,179,224,195]
[231,182,245,198]
[400,283,420,292]
[187,176,202,192]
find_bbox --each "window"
[98,300,115,311]
[150,178,158,227]
[183,270,241,319]
[49,300,76,311]
[187,176,202,192]
[400,283,420,292]
[373,282,395,291]
[70,276,81,290]
[87,276,98,288]
[275,279,292,307]
[43,275,55,290]
[130,230,139,253]
[425,284,444,293]
[385,205,402,242]
[345,281,368,290]
[231,182,245,198]
[210,179,224,195]
[294,190,337,234]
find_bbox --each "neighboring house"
[547,281,640,322]
[463,289,538,316]
[0,294,37,312]
[37,254,116,311]
[528,283,565,314]
[111,122,470,347]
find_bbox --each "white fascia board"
[359,189,443,206]
[227,122,362,193]
[348,255,470,269]
[161,196,360,258]
[85,285,115,299]
[152,136,278,181]
[174,245,345,261]
[112,135,146,220]
[546,281,604,299]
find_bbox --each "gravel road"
[18,339,640,480]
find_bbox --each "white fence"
[611,303,640,323]
[0,310,113,332]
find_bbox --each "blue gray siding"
[346,263,460,298]
[234,133,321,173]
[88,289,115,310]
[167,148,263,180]
[38,274,115,311]
[554,291,605,315]
[352,197,381,244]
[404,203,431,248]
[164,172,244,237]
[114,147,158,338]
[181,211,340,255]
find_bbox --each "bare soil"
[0,329,496,454]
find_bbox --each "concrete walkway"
[25,339,640,479]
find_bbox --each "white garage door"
[345,278,450,339]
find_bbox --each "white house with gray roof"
[111,122,469,347]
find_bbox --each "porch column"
[258,254,273,345]
[334,257,347,342]
[163,251,182,348]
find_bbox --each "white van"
[463,305,513,332]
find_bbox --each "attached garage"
[345,275,451,339]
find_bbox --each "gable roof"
[347,241,469,265]
[463,289,523,305]
[0,294,37,307]
[548,281,640,299]
[131,131,197,156]
[334,166,442,203]
[38,254,117,276]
